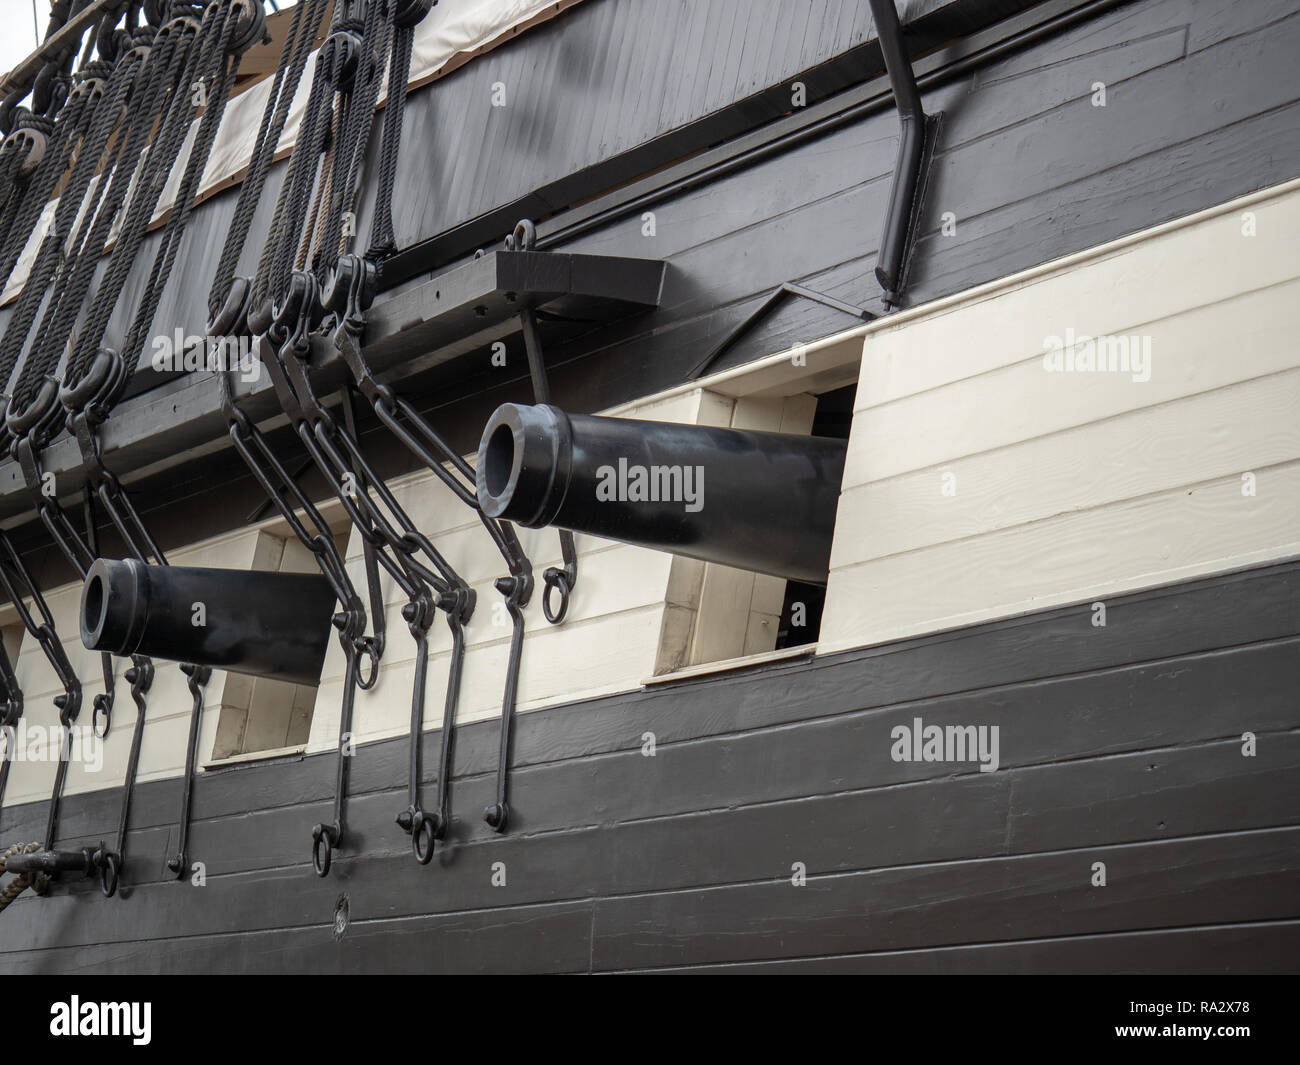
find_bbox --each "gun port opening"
[773,382,855,652]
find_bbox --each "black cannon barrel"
[81,558,337,686]
[476,403,847,584]
[3,847,97,877]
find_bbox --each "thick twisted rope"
[0,841,45,913]
[209,0,330,321]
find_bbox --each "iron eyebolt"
[542,568,571,624]
[312,822,340,878]
[91,692,112,739]
[506,218,537,251]
[354,636,381,690]
[96,848,120,899]
[397,805,442,864]
[410,809,441,865]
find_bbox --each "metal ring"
[511,219,536,251]
[311,825,333,877]
[355,638,381,690]
[411,810,436,865]
[92,694,111,739]
[542,570,570,624]
[99,852,120,898]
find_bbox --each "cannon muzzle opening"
[81,558,338,686]
[476,403,847,585]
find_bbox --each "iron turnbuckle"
[95,654,152,899]
[395,591,439,863]
[312,600,369,877]
[482,572,531,834]
[167,662,212,878]
[542,558,575,625]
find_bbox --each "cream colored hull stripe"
[819,178,1300,654]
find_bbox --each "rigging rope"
[0,0,562,885]
[0,0,265,898]
[208,0,329,321]
[0,842,46,913]
[206,0,545,872]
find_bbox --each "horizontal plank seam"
[593,917,1300,973]
[843,364,1300,488]
[852,273,1300,416]
[834,457,1300,570]
[42,722,1300,880]
[2,824,1295,955]
[9,633,1298,827]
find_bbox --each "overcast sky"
[0,1,42,81]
